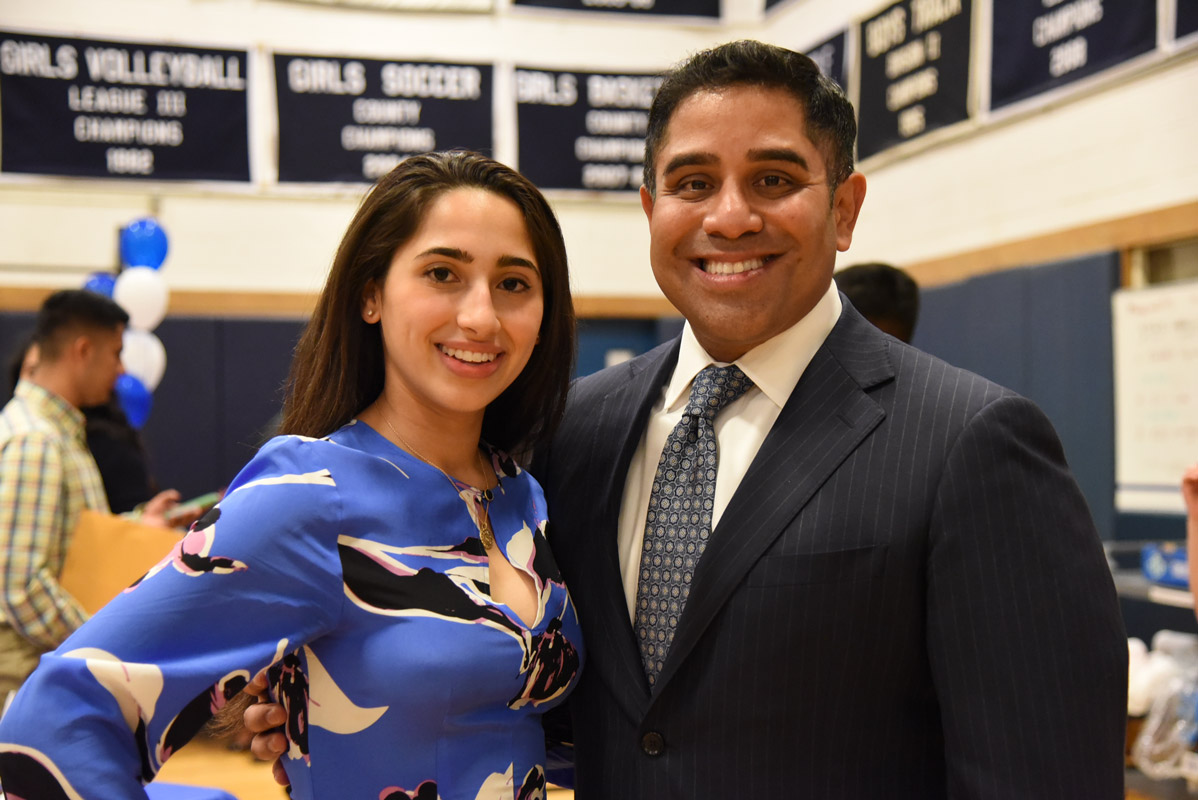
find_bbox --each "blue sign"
[0,30,250,181]
[991,0,1157,109]
[805,31,848,91]
[274,53,492,183]
[857,0,973,159]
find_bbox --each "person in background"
[7,333,175,515]
[0,151,582,800]
[0,291,180,697]
[833,260,920,343]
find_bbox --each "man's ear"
[833,172,867,252]
[640,185,655,224]
[361,279,381,324]
[72,332,94,364]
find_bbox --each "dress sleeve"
[0,431,89,649]
[0,436,347,800]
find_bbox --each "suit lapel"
[652,307,895,693]
[575,341,680,715]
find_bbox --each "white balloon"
[122,329,167,391]
[114,266,169,331]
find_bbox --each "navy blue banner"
[512,0,718,18]
[275,53,492,183]
[0,30,249,181]
[856,0,972,160]
[991,0,1157,110]
[1179,0,1198,39]
[805,31,848,91]
[515,67,662,192]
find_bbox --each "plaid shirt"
[0,380,108,649]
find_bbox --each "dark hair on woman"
[280,151,576,455]
[642,39,858,198]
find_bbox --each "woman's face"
[362,187,544,425]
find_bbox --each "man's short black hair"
[34,289,129,361]
[643,39,858,197]
[834,262,920,343]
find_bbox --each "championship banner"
[512,0,718,19]
[274,53,492,183]
[1177,0,1198,41]
[0,30,250,181]
[805,31,848,91]
[856,0,972,160]
[991,0,1156,110]
[515,67,662,192]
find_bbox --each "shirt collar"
[665,281,842,412]
[16,379,87,440]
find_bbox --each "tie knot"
[685,364,753,421]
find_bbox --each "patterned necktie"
[635,364,753,684]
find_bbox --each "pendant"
[479,517,495,550]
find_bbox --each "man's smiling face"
[640,84,866,362]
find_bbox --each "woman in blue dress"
[0,151,583,800]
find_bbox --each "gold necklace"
[376,402,496,550]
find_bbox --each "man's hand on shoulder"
[242,668,291,788]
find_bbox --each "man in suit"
[535,40,1125,797]
[247,40,1126,796]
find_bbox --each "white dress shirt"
[616,282,843,619]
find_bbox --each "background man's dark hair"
[834,262,920,343]
[643,39,858,197]
[33,289,129,361]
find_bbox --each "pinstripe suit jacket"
[538,302,1126,799]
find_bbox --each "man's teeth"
[703,258,765,275]
[440,346,496,363]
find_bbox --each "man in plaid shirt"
[0,289,128,697]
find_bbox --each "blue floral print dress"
[0,420,583,800]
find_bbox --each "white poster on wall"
[1113,279,1198,514]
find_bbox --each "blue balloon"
[114,373,153,429]
[119,217,169,270]
[82,272,116,297]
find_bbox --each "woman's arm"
[0,437,345,800]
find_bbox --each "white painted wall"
[1,0,1195,302]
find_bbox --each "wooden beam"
[573,295,678,318]
[906,200,1198,288]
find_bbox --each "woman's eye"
[428,266,453,282]
[499,277,531,293]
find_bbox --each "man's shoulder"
[0,398,64,451]
[870,338,1034,429]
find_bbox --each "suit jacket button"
[641,731,665,756]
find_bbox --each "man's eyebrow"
[747,148,810,170]
[662,152,717,176]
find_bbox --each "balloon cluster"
[82,218,170,428]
